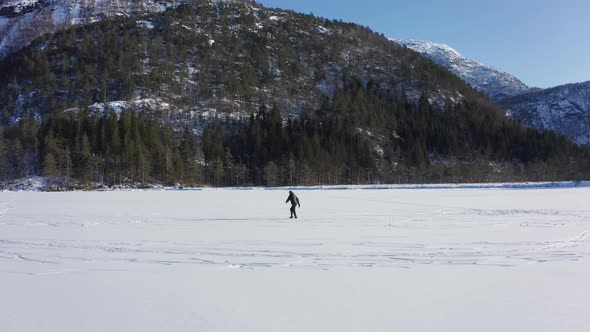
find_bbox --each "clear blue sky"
[258,0,590,88]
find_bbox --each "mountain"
[502,81,590,145]
[0,0,587,188]
[0,0,470,122]
[0,0,235,57]
[392,39,530,101]
[393,38,590,146]
[0,0,166,57]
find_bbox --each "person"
[285,190,301,219]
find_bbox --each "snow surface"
[1,187,590,331]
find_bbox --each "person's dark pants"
[290,205,297,218]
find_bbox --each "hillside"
[0,0,193,57]
[0,1,470,121]
[502,81,590,145]
[0,0,588,188]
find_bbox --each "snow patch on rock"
[137,20,154,29]
[67,97,172,115]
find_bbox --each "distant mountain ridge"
[392,39,530,101]
[502,81,590,145]
[393,38,590,146]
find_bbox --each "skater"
[285,190,301,219]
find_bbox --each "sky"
[258,0,590,88]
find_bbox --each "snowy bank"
[223,181,590,191]
[3,176,590,192]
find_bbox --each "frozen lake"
[1,187,589,331]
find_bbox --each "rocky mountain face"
[0,0,165,56]
[0,0,206,57]
[0,0,471,125]
[392,39,530,101]
[502,81,590,145]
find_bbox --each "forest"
[1,75,588,189]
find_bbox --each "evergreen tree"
[80,133,92,184]
[43,152,59,179]
[264,161,279,186]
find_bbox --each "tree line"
[1,78,589,189]
[0,110,202,188]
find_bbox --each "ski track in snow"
[0,188,589,274]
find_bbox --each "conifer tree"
[264,161,279,186]
[80,133,92,184]
[43,152,59,179]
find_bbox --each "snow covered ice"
[1,186,589,331]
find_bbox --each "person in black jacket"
[285,190,301,219]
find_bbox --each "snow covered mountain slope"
[392,39,530,101]
[0,0,206,57]
[0,0,168,57]
[0,1,474,122]
[392,39,590,145]
[502,81,590,145]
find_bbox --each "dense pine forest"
[0,1,589,189]
[1,76,588,188]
